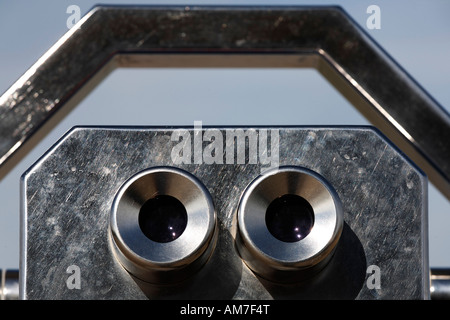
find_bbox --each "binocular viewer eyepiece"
[236,166,344,284]
[110,167,217,285]
[110,165,343,285]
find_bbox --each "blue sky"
[0,0,449,272]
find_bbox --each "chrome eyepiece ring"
[236,166,344,283]
[110,167,217,285]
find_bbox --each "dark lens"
[265,194,314,242]
[139,195,188,243]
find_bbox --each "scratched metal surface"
[21,126,428,299]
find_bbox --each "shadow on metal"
[257,223,367,300]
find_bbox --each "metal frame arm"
[0,6,449,199]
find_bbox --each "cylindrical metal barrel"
[1,269,19,300]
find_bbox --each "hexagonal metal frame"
[0,5,449,199]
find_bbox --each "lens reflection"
[139,195,188,243]
[265,194,314,242]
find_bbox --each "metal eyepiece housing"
[110,167,217,285]
[236,166,344,283]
